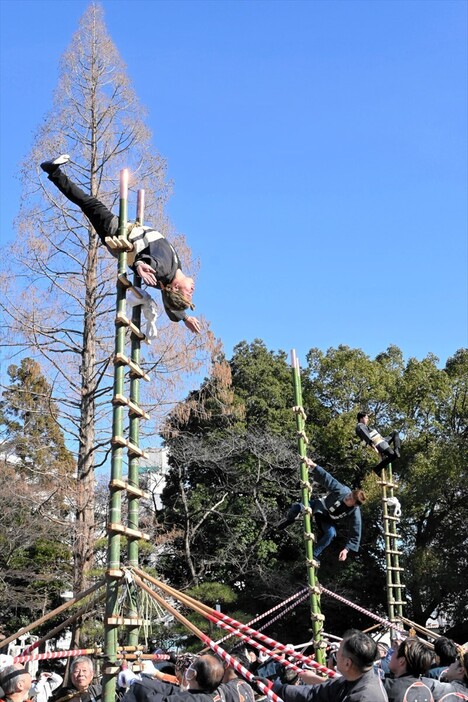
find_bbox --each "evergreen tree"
[0,358,73,633]
[158,342,467,636]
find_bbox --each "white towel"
[126,287,158,343]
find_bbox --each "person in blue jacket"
[278,458,366,562]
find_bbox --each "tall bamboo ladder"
[103,170,152,702]
[290,350,326,666]
[378,464,405,622]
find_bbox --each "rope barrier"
[320,586,405,635]
[14,648,99,664]
[174,589,335,678]
[257,590,310,632]
[213,588,309,648]
[134,569,335,678]
[131,572,284,702]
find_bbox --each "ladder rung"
[116,312,145,340]
[388,584,406,589]
[387,549,403,555]
[388,566,405,571]
[378,481,398,488]
[107,522,150,540]
[105,236,133,252]
[112,436,147,458]
[384,531,399,538]
[113,393,150,420]
[117,274,143,297]
[108,619,150,627]
[109,479,149,499]
[106,568,125,578]
[113,353,150,381]
[384,515,400,521]
[389,601,406,606]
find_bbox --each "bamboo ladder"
[378,464,405,622]
[103,170,152,702]
[290,350,325,665]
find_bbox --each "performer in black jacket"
[355,412,401,475]
[41,155,200,333]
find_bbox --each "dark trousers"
[373,431,401,475]
[48,169,119,242]
[313,512,337,558]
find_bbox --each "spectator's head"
[70,657,94,691]
[223,646,251,682]
[390,638,433,677]
[376,643,388,659]
[357,412,369,424]
[336,630,377,680]
[0,665,32,702]
[445,651,468,685]
[343,489,367,507]
[186,654,224,692]
[433,637,458,666]
[175,652,197,687]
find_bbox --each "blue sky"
[1,0,467,371]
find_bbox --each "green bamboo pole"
[290,349,325,665]
[126,188,145,648]
[103,168,130,702]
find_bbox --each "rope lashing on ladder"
[303,531,315,542]
[308,585,321,596]
[297,430,309,444]
[320,586,406,635]
[299,479,313,491]
[292,406,308,421]
[213,588,308,647]
[306,558,320,569]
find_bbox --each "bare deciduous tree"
[0,4,212,599]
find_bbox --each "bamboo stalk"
[290,350,324,664]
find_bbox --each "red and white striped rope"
[202,633,283,702]
[257,590,310,632]
[14,649,95,664]
[320,586,405,634]
[214,588,308,647]
[207,606,336,678]
[201,602,335,678]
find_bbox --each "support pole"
[126,188,145,650]
[290,350,325,664]
[103,169,130,702]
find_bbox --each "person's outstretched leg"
[41,158,118,242]
[277,502,303,530]
[386,430,401,458]
[313,514,336,559]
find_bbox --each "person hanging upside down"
[40,155,201,334]
[278,459,366,562]
[355,411,401,475]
